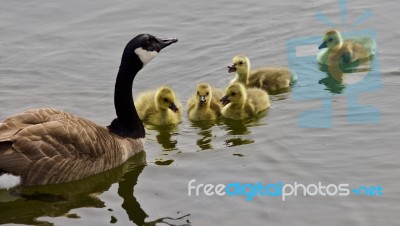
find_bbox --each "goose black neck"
[110,52,145,138]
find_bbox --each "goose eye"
[328,38,333,42]
[197,91,200,95]
[238,61,243,65]
[206,92,209,95]
[231,92,236,96]
[144,41,151,48]
[163,98,168,102]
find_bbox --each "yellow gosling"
[317,29,375,65]
[228,55,295,92]
[187,83,224,121]
[135,86,182,126]
[221,83,270,120]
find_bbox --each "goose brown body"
[0,108,142,186]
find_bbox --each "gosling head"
[195,83,212,107]
[319,29,343,50]
[220,83,247,106]
[227,55,250,75]
[123,34,178,68]
[155,87,179,112]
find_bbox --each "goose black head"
[122,34,178,68]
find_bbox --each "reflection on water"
[0,152,190,226]
[0,152,145,225]
[145,124,179,166]
[154,159,175,166]
[190,121,218,151]
[145,124,179,151]
[318,75,346,94]
[189,111,268,150]
[221,111,268,147]
[317,56,374,94]
[196,128,213,150]
[118,163,147,225]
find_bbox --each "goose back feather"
[0,108,141,186]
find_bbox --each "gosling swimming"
[220,83,270,120]
[187,83,224,121]
[135,86,182,126]
[317,29,376,65]
[228,55,296,92]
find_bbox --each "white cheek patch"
[135,47,158,66]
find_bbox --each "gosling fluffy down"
[187,83,224,121]
[228,55,296,91]
[135,86,182,126]
[220,83,270,120]
[317,29,376,65]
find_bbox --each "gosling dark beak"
[220,95,230,106]
[169,103,179,113]
[199,96,206,106]
[158,37,178,50]
[319,42,327,49]
[228,64,236,73]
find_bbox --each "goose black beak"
[228,64,236,73]
[169,103,179,113]
[319,42,327,49]
[199,96,206,106]
[220,95,230,106]
[158,37,178,50]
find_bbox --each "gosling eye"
[206,92,209,95]
[238,61,243,65]
[328,38,333,42]
[231,92,236,96]
[163,98,168,102]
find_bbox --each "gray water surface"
[1,0,399,225]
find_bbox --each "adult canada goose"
[0,34,178,188]
[317,29,375,65]
[187,83,224,121]
[220,83,270,120]
[228,55,296,92]
[135,86,182,126]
